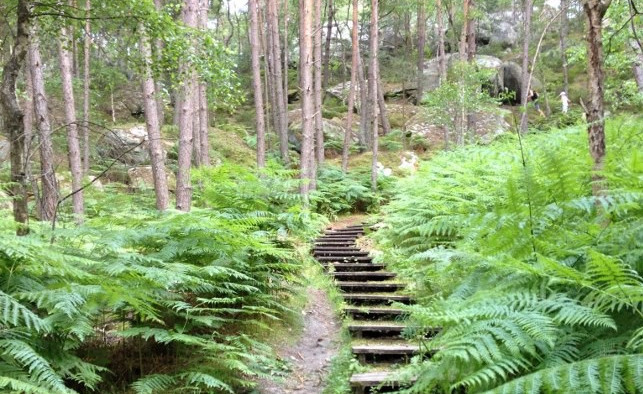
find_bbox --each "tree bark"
[29,24,58,222]
[583,0,611,197]
[197,0,209,165]
[154,0,166,125]
[267,0,289,163]
[283,0,289,108]
[314,0,324,168]
[369,0,379,192]
[466,0,476,137]
[322,0,335,91]
[175,0,198,211]
[59,24,85,220]
[82,0,91,174]
[357,48,370,147]
[559,0,569,94]
[630,39,643,91]
[519,0,533,134]
[416,0,426,103]
[0,0,30,234]
[140,22,170,211]
[342,0,359,173]
[456,0,470,145]
[300,0,315,196]
[249,0,267,168]
[377,78,390,135]
[436,0,447,85]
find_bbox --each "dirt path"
[257,288,340,394]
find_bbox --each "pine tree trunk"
[559,0,569,94]
[59,24,85,220]
[82,0,91,174]
[175,0,198,211]
[0,0,30,234]
[456,0,470,145]
[583,0,611,197]
[377,79,390,135]
[519,0,533,134]
[197,0,209,165]
[630,39,643,91]
[283,0,289,107]
[416,0,426,103]
[29,25,58,222]
[154,1,166,125]
[342,0,359,173]
[191,80,201,167]
[314,0,324,168]
[300,0,315,196]
[357,49,370,148]
[267,0,289,163]
[466,0,476,138]
[436,0,447,85]
[322,0,335,91]
[249,0,267,168]
[140,22,170,211]
[369,0,379,192]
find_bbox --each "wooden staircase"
[313,224,419,393]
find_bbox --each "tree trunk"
[342,0,359,173]
[436,0,447,85]
[175,0,198,211]
[465,0,476,138]
[249,0,267,168]
[322,0,335,91]
[369,0,379,192]
[82,0,91,174]
[314,0,324,168]
[59,24,85,220]
[191,81,201,167]
[583,0,611,197]
[283,0,289,108]
[267,0,289,163]
[29,24,58,222]
[140,22,170,211]
[299,0,315,196]
[0,0,30,234]
[196,0,209,165]
[456,0,470,145]
[377,78,390,135]
[630,39,643,91]
[559,0,569,94]
[357,50,370,147]
[519,0,533,134]
[154,0,166,126]
[416,0,426,103]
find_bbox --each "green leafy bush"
[374,117,643,393]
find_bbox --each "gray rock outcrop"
[98,125,157,165]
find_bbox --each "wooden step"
[322,263,386,272]
[350,371,415,393]
[352,342,419,356]
[344,306,406,319]
[338,282,406,292]
[332,271,396,281]
[317,237,361,241]
[348,321,406,337]
[314,250,369,257]
[325,229,364,234]
[316,256,372,262]
[343,293,413,305]
[313,247,363,252]
[315,241,356,245]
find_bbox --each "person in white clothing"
[559,91,570,113]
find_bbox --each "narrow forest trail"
[314,224,416,393]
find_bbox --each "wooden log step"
[349,371,415,391]
[332,271,397,281]
[321,263,386,272]
[352,342,419,356]
[344,306,406,319]
[342,293,413,305]
[348,321,406,335]
[315,242,356,246]
[316,256,372,262]
[338,282,405,292]
[317,237,361,241]
[314,250,370,257]
[313,247,363,252]
[325,229,364,233]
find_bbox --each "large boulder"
[0,135,9,164]
[498,62,542,104]
[288,112,356,154]
[478,11,520,49]
[98,125,156,165]
[0,190,11,211]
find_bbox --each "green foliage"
[374,117,643,393]
[0,164,327,392]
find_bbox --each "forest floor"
[257,288,340,394]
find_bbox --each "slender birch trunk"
[342,0,359,172]
[519,0,533,134]
[140,22,169,211]
[249,0,267,168]
[59,24,85,220]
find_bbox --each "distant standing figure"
[559,91,570,113]
[528,89,545,117]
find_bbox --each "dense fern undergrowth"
[0,163,339,393]
[373,117,643,393]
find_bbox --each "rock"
[399,151,419,173]
[127,166,176,191]
[98,125,157,165]
[499,62,542,104]
[288,117,352,154]
[325,81,361,109]
[87,176,104,191]
[478,11,520,49]
[0,135,9,163]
